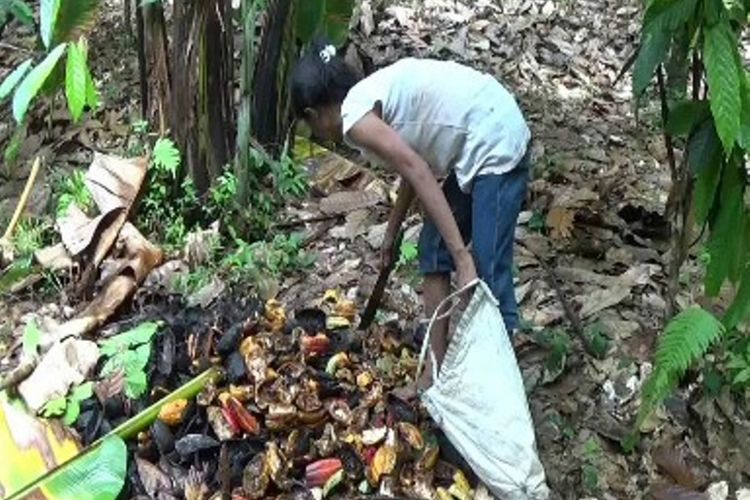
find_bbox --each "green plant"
[99,321,160,399]
[41,381,93,425]
[55,169,93,216]
[535,328,572,382]
[528,211,546,233]
[21,320,41,358]
[632,0,750,427]
[0,0,34,29]
[636,308,724,428]
[13,217,53,256]
[580,437,602,492]
[222,233,313,285]
[0,1,99,124]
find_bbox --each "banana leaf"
[2,368,221,499]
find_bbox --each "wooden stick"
[2,157,41,242]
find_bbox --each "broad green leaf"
[62,400,81,425]
[687,119,721,174]
[125,370,148,399]
[725,262,750,329]
[692,151,722,225]
[99,321,159,357]
[296,0,325,44]
[740,71,750,149]
[71,381,93,401]
[12,43,67,123]
[321,0,355,46]
[632,27,670,97]
[0,396,81,498]
[22,319,42,357]
[705,161,744,295]
[65,39,88,122]
[666,100,709,137]
[53,0,99,45]
[0,255,34,293]
[40,0,62,49]
[33,436,127,500]
[643,0,698,30]
[0,58,33,102]
[41,396,68,417]
[704,20,742,154]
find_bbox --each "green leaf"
[9,0,34,27]
[0,58,32,102]
[62,399,81,425]
[705,160,744,295]
[22,320,42,358]
[704,20,742,154]
[637,307,724,427]
[152,138,181,177]
[99,321,159,357]
[125,370,148,399]
[687,118,721,174]
[666,100,710,137]
[36,436,127,500]
[65,38,88,122]
[12,43,67,123]
[632,27,670,97]
[643,0,698,30]
[53,0,99,44]
[40,0,61,49]
[41,396,67,417]
[296,0,325,44]
[70,381,93,401]
[692,152,722,225]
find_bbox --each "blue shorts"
[418,153,530,331]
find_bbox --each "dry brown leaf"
[135,457,172,499]
[546,206,575,239]
[85,153,148,213]
[650,484,708,500]
[652,447,700,490]
[34,243,73,271]
[319,190,383,216]
[17,339,100,411]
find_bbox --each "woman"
[291,42,531,390]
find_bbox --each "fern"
[637,307,725,427]
[151,137,181,177]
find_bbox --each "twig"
[274,212,343,229]
[657,66,677,183]
[0,358,38,392]
[515,239,584,339]
[0,41,33,54]
[1,157,42,243]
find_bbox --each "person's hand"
[454,249,478,291]
[381,230,398,271]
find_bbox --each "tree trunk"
[251,0,296,155]
[171,0,234,194]
[123,0,132,39]
[143,2,171,134]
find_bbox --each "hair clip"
[319,45,336,64]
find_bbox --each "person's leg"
[416,174,471,389]
[470,160,529,333]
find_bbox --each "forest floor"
[1,0,750,499]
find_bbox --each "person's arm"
[348,111,477,287]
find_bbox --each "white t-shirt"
[341,58,531,193]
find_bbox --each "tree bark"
[171,0,234,194]
[143,2,171,134]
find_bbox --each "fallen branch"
[1,157,42,243]
[0,358,38,393]
[274,212,344,229]
[515,239,585,341]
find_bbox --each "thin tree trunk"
[143,2,171,134]
[172,0,234,194]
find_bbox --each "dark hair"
[291,39,361,117]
